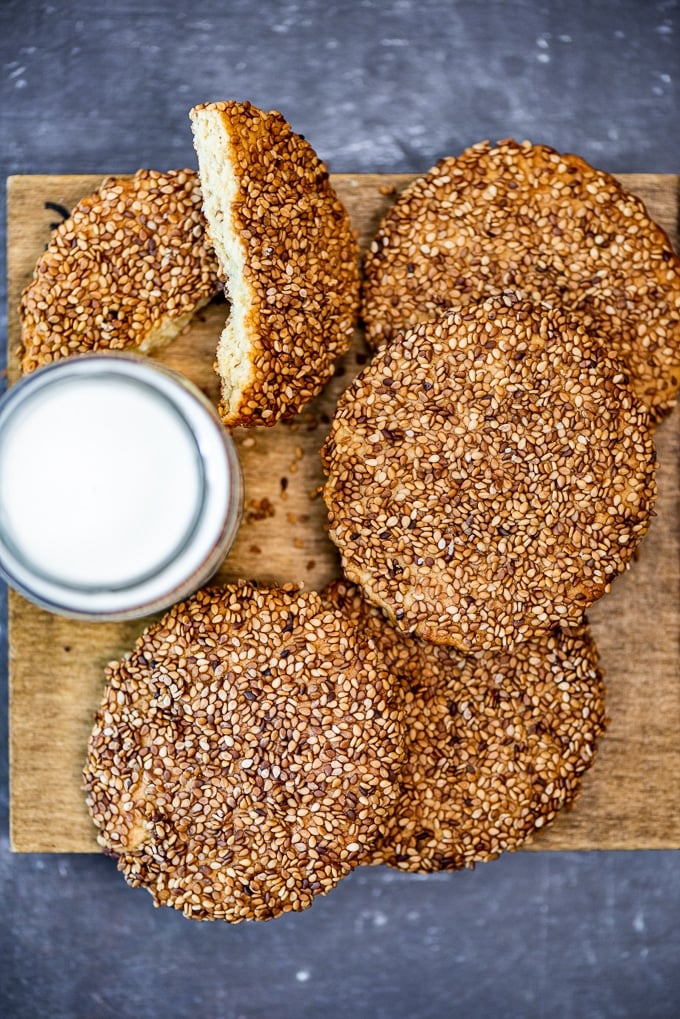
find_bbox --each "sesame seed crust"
[83,581,405,922]
[19,169,221,373]
[190,100,360,427]
[324,579,607,872]
[321,297,657,652]
[362,139,680,421]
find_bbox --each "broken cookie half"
[190,99,360,427]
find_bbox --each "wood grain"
[7,173,680,853]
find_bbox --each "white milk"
[0,356,243,619]
[0,376,201,588]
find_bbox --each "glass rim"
[0,354,243,619]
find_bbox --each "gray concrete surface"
[1,2,679,1017]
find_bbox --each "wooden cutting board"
[6,172,680,853]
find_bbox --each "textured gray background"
[1,1,679,1017]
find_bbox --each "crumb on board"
[245,497,275,523]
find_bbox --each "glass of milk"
[0,354,243,620]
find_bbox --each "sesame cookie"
[362,139,680,421]
[20,169,220,373]
[324,579,606,871]
[322,297,657,652]
[83,582,405,922]
[190,100,360,427]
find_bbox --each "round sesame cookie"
[190,100,360,427]
[322,297,657,652]
[83,582,405,922]
[324,579,607,872]
[20,169,221,373]
[362,139,680,421]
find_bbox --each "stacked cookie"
[322,296,657,651]
[361,139,680,422]
[325,139,677,652]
